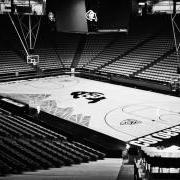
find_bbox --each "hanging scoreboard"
[0,0,46,15]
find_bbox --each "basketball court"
[0,75,180,146]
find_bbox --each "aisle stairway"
[117,164,134,180]
[0,158,123,180]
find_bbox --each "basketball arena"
[1,0,180,180]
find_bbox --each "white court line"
[122,104,180,125]
[1,76,180,142]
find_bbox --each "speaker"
[55,0,88,32]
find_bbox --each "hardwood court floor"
[0,75,180,143]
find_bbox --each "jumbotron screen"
[0,0,46,15]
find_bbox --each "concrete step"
[0,158,123,180]
[117,163,134,180]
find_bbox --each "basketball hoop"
[27,54,39,65]
[170,76,180,92]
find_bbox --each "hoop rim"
[27,54,39,64]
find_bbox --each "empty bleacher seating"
[0,50,34,75]
[83,33,147,72]
[54,33,81,68]
[0,109,106,176]
[77,33,114,69]
[134,146,180,179]
[136,51,180,83]
[100,33,174,77]
[35,48,63,70]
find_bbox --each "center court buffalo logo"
[120,119,142,125]
[71,91,106,104]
